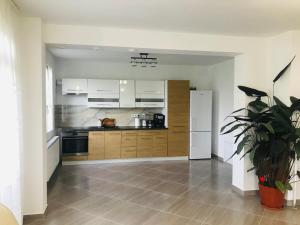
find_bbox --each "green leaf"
[295,142,300,159]
[240,143,259,159]
[234,125,253,143]
[262,123,275,134]
[270,140,286,156]
[286,183,293,191]
[238,86,268,97]
[249,99,269,112]
[225,108,246,120]
[220,121,236,133]
[273,96,289,110]
[290,96,299,104]
[222,123,248,135]
[275,181,286,193]
[273,56,296,83]
[236,135,251,155]
[247,167,256,172]
[296,128,300,137]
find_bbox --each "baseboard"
[47,161,61,183]
[23,213,45,221]
[285,199,300,206]
[231,185,259,197]
[211,153,224,162]
[62,156,188,166]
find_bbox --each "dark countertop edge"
[59,126,168,131]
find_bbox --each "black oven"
[61,129,88,156]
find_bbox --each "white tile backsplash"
[55,105,163,127]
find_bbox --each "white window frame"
[45,65,54,133]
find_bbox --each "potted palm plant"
[221,56,300,209]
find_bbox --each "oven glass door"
[62,136,88,156]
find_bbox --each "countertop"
[60,126,168,132]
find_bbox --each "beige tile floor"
[24,159,300,225]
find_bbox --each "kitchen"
[46,46,233,168]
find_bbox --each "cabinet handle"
[143,103,158,106]
[140,137,151,140]
[124,138,134,141]
[67,89,83,91]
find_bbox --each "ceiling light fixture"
[130,53,158,68]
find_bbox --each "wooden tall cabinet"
[167,80,190,156]
[88,131,105,160]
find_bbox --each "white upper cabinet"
[119,80,135,108]
[62,79,88,95]
[135,80,165,107]
[87,79,120,108]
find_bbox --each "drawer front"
[122,135,137,147]
[154,135,168,145]
[105,149,121,159]
[89,131,105,137]
[152,144,168,157]
[121,146,137,158]
[137,136,153,145]
[137,145,152,158]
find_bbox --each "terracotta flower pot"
[259,184,284,209]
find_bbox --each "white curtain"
[0,0,22,224]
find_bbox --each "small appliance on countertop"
[99,118,117,128]
[153,113,165,128]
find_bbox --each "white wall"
[210,59,234,163]
[45,50,57,139]
[265,31,300,201]
[20,17,47,215]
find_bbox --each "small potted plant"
[221,57,300,209]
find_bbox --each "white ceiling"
[16,0,300,36]
[48,46,232,66]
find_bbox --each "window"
[46,65,54,133]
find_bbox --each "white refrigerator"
[190,90,212,159]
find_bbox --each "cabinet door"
[137,133,153,157]
[88,79,120,98]
[121,131,137,158]
[88,79,120,108]
[167,80,190,156]
[62,79,88,95]
[105,131,121,159]
[88,131,105,160]
[135,80,165,98]
[120,80,135,108]
[153,131,168,157]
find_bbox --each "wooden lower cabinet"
[88,130,168,160]
[105,131,121,159]
[153,131,168,157]
[88,131,105,160]
[168,130,189,156]
[137,133,153,157]
[121,131,137,158]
